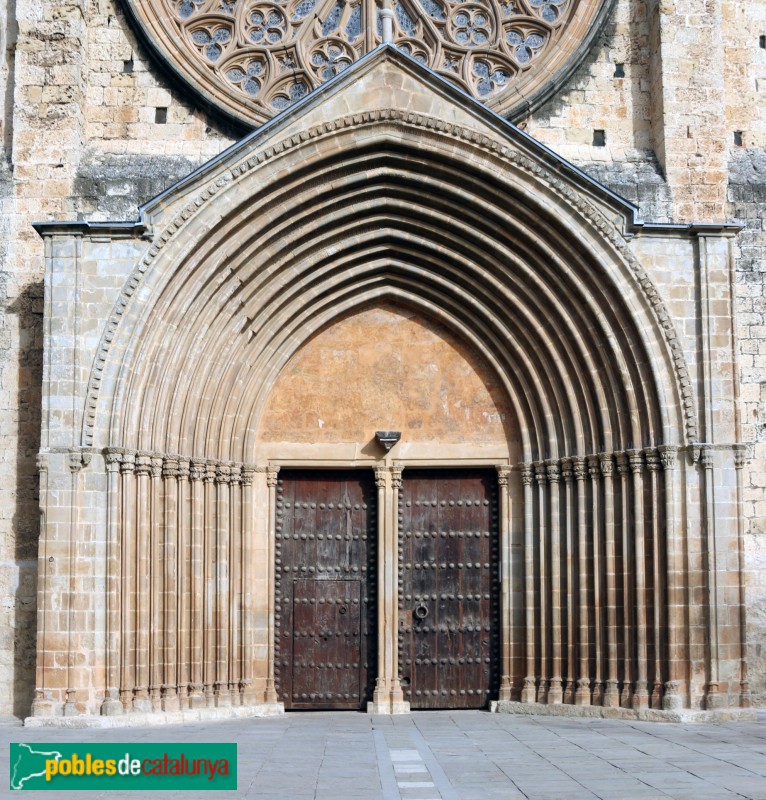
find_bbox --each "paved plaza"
[2,710,766,799]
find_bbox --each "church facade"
[1,0,765,723]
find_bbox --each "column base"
[25,702,285,728]
[603,681,619,708]
[492,700,756,723]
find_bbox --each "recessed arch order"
[93,117,687,463]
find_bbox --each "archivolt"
[87,112,692,460]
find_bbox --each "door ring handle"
[414,604,429,620]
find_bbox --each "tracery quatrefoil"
[126,0,607,126]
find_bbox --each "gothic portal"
[26,15,753,724]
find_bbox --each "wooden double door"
[275,469,499,711]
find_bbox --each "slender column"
[188,459,206,708]
[215,464,232,707]
[157,456,180,711]
[102,450,123,715]
[265,467,280,703]
[203,461,217,705]
[700,445,722,708]
[659,446,682,709]
[734,446,751,707]
[370,467,389,711]
[497,466,512,702]
[162,456,180,712]
[546,461,562,704]
[240,466,257,704]
[601,453,619,707]
[645,449,663,709]
[229,465,242,705]
[133,453,152,712]
[616,453,633,707]
[573,457,590,705]
[390,465,406,711]
[628,449,649,709]
[561,459,575,704]
[119,452,136,710]
[149,455,164,711]
[520,463,536,703]
[588,455,603,704]
[31,453,55,717]
[534,461,548,702]
[176,457,191,707]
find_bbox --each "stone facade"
[0,0,764,719]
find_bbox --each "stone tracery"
[126,0,608,125]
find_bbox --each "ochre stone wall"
[258,305,516,447]
[0,0,765,715]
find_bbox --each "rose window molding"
[124,0,612,127]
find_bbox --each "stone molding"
[78,110,697,454]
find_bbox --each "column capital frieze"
[162,456,180,479]
[571,456,586,481]
[545,459,560,483]
[645,449,661,473]
[135,452,153,476]
[496,465,511,486]
[626,449,644,474]
[190,458,207,481]
[520,463,534,486]
[266,467,280,488]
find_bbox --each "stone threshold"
[24,703,284,728]
[491,700,757,723]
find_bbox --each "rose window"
[124,0,611,127]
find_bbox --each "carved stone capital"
[162,456,180,480]
[520,463,534,486]
[560,458,573,481]
[229,464,242,484]
[626,449,644,474]
[204,461,217,483]
[216,463,231,484]
[496,466,511,487]
[733,444,747,470]
[616,452,629,475]
[644,448,661,473]
[105,450,122,472]
[390,468,403,490]
[571,456,586,481]
[177,457,190,480]
[266,467,280,488]
[534,461,546,485]
[374,466,387,489]
[135,452,153,476]
[700,445,714,470]
[587,455,600,479]
[599,453,614,477]
[190,458,207,482]
[68,449,90,473]
[151,455,164,479]
[120,451,136,475]
[545,460,560,483]
[241,466,255,486]
[657,444,678,470]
